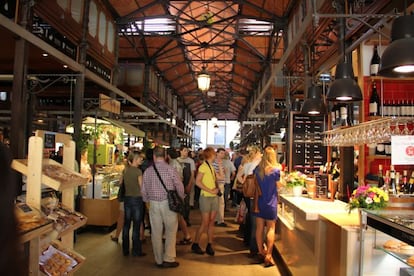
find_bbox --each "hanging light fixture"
[197,65,210,92]
[301,85,327,115]
[326,4,362,102]
[326,60,362,101]
[378,14,414,77]
[198,42,211,92]
[301,40,327,115]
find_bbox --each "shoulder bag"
[243,174,256,198]
[117,175,125,202]
[153,164,184,213]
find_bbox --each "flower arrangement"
[347,185,389,213]
[285,171,307,188]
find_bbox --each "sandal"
[264,254,275,267]
[179,237,192,245]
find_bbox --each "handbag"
[153,164,184,213]
[242,174,256,197]
[234,177,244,192]
[252,175,262,213]
[117,175,125,202]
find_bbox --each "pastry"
[406,255,414,266]
[383,239,401,250]
[400,243,414,254]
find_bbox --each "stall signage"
[99,94,120,114]
[391,135,414,165]
[314,174,329,199]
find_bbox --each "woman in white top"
[167,148,192,245]
[236,146,262,257]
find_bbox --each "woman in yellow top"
[191,147,220,256]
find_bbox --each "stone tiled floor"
[74,206,284,275]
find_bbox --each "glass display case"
[100,172,121,198]
[359,209,414,276]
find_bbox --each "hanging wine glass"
[401,122,411,135]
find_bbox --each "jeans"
[243,197,257,254]
[224,183,231,208]
[183,195,191,224]
[122,196,144,256]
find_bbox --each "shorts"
[199,195,219,213]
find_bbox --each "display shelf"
[12,133,87,276]
[359,209,414,275]
[40,240,85,275]
[12,159,88,191]
[19,221,54,244]
[366,155,391,161]
[377,246,414,267]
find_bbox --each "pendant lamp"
[326,6,362,102]
[197,66,211,92]
[326,60,362,102]
[301,85,327,115]
[378,15,414,77]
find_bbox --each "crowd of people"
[111,144,283,269]
[0,141,283,272]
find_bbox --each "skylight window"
[120,17,176,36]
[238,18,273,35]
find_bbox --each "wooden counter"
[80,197,119,227]
[319,212,360,276]
[276,195,360,276]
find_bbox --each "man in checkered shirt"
[142,147,185,268]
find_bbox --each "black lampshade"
[301,85,327,115]
[326,61,362,102]
[378,15,414,78]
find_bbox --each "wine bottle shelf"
[366,155,391,161]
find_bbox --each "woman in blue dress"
[253,146,281,267]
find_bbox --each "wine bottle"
[391,100,397,117]
[376,143,385,155]
[384,170,390,192]
[339,104,348,126]
[378,164,384,188]
[402,170,408,194]
[396,172,400,194]
[369,81,380,116]
[331,105,336,126]
[346,104,354,126]
[409,171,414,194]
[370,45,381,76]
[389,166,396,195]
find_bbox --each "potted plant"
[285,171,307,197]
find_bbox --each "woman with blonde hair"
[253,146,281,267]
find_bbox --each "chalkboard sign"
[288,112,327,175]
[314,174,332,200]
[44,132,56,149]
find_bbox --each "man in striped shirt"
[142,147,185,268]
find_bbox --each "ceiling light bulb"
[393,65,414,73]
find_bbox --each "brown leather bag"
[243,174,256,197]
[253,176,262,213]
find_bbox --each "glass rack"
[323,117,414,147]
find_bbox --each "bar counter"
[276,194,360,276]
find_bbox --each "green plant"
[285,171,307,188]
